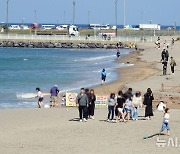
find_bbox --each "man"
[161,49,167,61]
[170,57,176,74]
[50,85,59,107]
[76,88,89,122]
[165,49,169,62]
[101,69,106,85]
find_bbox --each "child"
[160,108,170,136]
[36,87,43,108]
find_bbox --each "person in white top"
[160,108,170,136]
[36,87,43,108]
[132,91,142,120]
[157,101,166,111]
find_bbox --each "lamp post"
[6,0,9,34]
[123,0,126,28]
[115,0,118,37]
[73,0,75,25]
[34,10,37,23]
[88,10,90,25]
[174,20,176,36]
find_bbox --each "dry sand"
[1,37,180,154]
[0,108,180,154]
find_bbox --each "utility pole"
[73,0,75,25]
[174,20,176,36]
[6,0,9,34]
[64,11,66,24]
[34,10,37,23]
[123,0,126,28]
[88,10,90,25]
[115,0,118,37]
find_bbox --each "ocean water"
[0,48,131,109]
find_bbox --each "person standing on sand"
[35,87,43,108]
[132,91,142,120]
[88,89,96,119]
[76,88,89,122]
[159,108,170,136]
[165,49,169,62]
[115,90,126,123]
[50,85,59,108]
[107,93,116,122]
[124,88,133,118]
[143,88,154,120]
[162,60,168,76]
[170,57,176,74]
[171,38,175,47]
[124,97,133,122]
[101,69,106,85]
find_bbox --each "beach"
[0,37,180,153]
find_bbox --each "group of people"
[76,87,170,135]
[35,85,60,108]
[106,88,154,123]
[76,88,96,122]
[160,40,176,75]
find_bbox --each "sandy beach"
[0,37,180,154]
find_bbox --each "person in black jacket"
[161,49,167,61]
[88,89,96,119]
[143,88,154,120]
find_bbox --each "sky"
[0,0,179,25]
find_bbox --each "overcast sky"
[0,0,179,25]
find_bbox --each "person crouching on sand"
[35,87,43,108]
[107,93,116,122]
[76,88,89,122]
[160,108,170,136]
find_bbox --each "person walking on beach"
[101,69,106,85]
[107,93,116,122]
[161,49,167,62]
[162,60,168,76]
[76,88,89,122]
[170,57,176,74]
[124,97,133,122]
[143,88,154,120]
[132,91,142,120]
[116,49,121,60]
[165,49,169,62]
[115,90,126,123]
[35,87,43,108]
[159,108,170,136]
[88,89,96,119]
[50,85,59,108]
[171,38,175,47]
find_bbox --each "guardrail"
[0,34,176,43]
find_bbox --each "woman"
[124,97,133,122]
[143,88,154,120]
[36,87,43,108]
[107,93,116,122]
[88,89,96,119]
[132,91,142,120]
[115,90,126,123]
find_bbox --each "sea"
[0,47,132,109]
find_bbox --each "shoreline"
[93,47,158,95]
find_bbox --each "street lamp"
[115,0,118,37]
[88,10,90,25]
[123,0,126,28]
[73,0,76,25]
[6,0,9,34]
